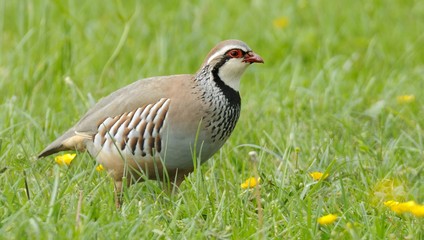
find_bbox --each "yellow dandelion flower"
[384,200,412,214]
[384,200,424,217]
[396,95,415,104]
[318,214,337,225]
[241,177,260,189]
[54,153,76,166]
[384,200,402,213]
[397,201,417,213]
[96,164,104,172]
[384,200,399,208]
[309,172,329,181]
[273,17,289,29]
[409,204,424,217]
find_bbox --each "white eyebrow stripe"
[206,45,249,64]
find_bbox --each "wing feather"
[38,74,193,158]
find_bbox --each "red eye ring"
[227,49,243,58]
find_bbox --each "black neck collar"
[210,58,241,106]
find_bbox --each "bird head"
[201,40,264,91]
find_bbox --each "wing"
[38,74,194,158]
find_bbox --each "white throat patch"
[217,58,249,91]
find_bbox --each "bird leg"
[114,180,123,209]
[169,168,192,194]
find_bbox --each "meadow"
[1,0,423,239]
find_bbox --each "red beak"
[243,52,264,64]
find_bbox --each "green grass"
[1,0,424,238]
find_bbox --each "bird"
[38,39,263,207]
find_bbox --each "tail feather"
[38,129,78,158]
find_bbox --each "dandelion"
[309,171,329,181]
[54,153,76,166]
[409,204,424,217]
[396,95,415,104]
[273,17,289,29]
[397,201,417,213]
[96,164,104,172]
[318,214,337,225]
[384,200,401,212]
[384,200,398,206]
[241,177,260,189]
[384,200,424,217]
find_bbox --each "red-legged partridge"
[39,39,263,206]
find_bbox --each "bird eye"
[227,49,243,58]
